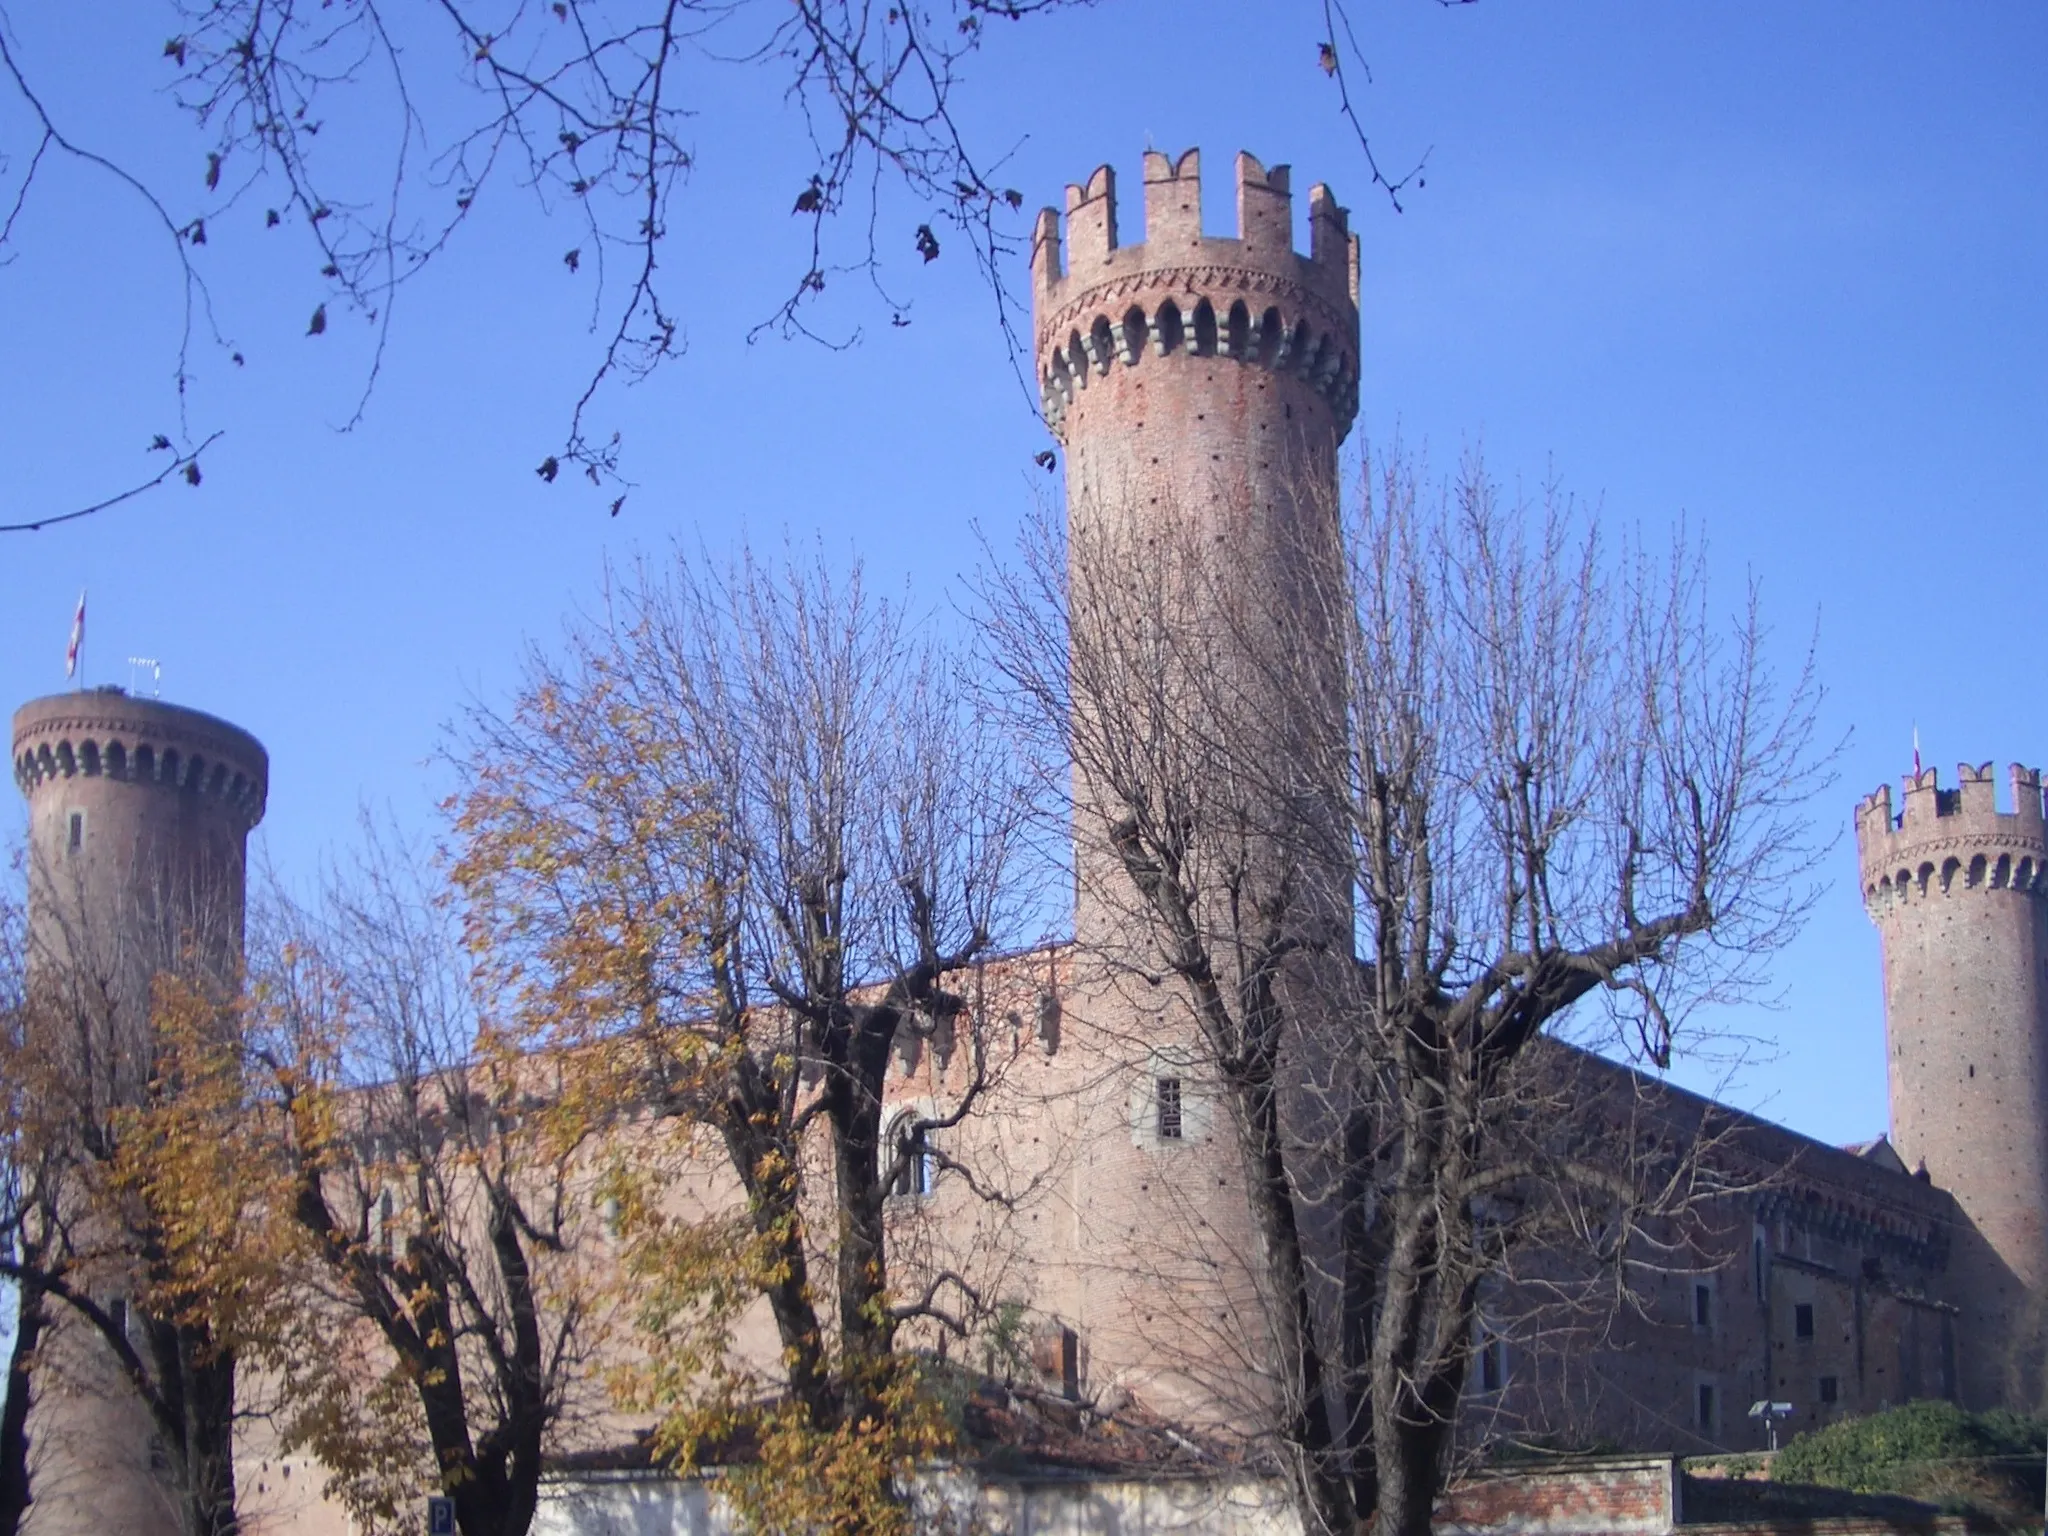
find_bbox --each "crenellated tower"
[11,688,267,1536]
[1032,148,1359,958]
[1856,762,2048,1408]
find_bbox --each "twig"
[0,432,225,534]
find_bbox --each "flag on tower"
[64,589,86,682]
[1912,725,1922,778]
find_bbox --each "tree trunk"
[1370,1410,1447,1536]
[722,1113,838,1429]
[830,1016,898,1396]
[1235,1064,1355,1535]
[0,1277,46,1536]
[1339,1102,1382,1520]
[182,1340,239,1536]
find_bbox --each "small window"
[1477,1332,1506,1394]
[1819,1375,1839,1404]
[378,1189,395,1258]
[1697,1382,1716,1431]
[1156,1077,1183,1140]
[108,1296,128,1343]
[1694,1282,1713,1330]
[1794,1302,1815,1339]
[67,811,83,852]
[1753,1235,1766,1299]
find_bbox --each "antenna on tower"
[127,657,162,698]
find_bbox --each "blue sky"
[2,2,2043,1146]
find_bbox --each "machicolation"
[1030,149,1361,440]
[12,690,269,829]
[1855,763,2048,914]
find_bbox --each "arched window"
[886,1110,936,1199]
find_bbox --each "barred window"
[1156,1077,1183,1140]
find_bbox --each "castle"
[9,146,2048,1533]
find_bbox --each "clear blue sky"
[2,3,2043,1146]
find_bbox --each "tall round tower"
[1019,150,1359,1426]
[10,688,267,1536]
[1856,761,2048,1408]
[1032,147,1360,955]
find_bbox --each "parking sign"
[427,1495,456,1534]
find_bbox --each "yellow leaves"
[668,1361,956,1536]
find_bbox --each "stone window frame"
[1131,1046,1211,1150]
[883,1101,941,1201]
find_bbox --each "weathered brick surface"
[1441,1456,1680,1533]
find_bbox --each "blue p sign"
[427,1496,456,1535]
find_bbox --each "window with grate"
[1697,1382,1716,1431]
[1794,1302,1815,1339]
[67,811,83,852]
[1156,1077,1183,1140]
[1819,1375,1839,1404]
[1694,1282,1713,1330]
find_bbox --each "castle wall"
[1453,1048,1963,1457]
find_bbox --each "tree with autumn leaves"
[0,541,1028,1536]
[0,829,617,1536]
[447,542,1030,1532]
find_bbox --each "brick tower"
[10,689,267,1535]
[1031,147,1360,957]
[1856,762,2048,1408]
[1021,150,1359,1423]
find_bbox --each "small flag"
[64,590,86,682]
[1911,726,1922,778]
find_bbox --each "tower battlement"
[13,690,268,830]
[1029,149,1361,441]
[1856,762,2047,913]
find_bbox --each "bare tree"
[984,446,1830,1536]
[450,541,1031,1531]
